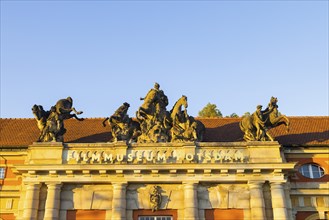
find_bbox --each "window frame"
[299,163,325,179]
[0,167,5,179]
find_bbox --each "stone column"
[284,182,293,220]
[183,182,199,220]
[44,183,62,220]
[22,183,41,220]
[112,182,127,220]
[270,182,289,220]
[249,181,266,220]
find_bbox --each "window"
[0,168,5,179]
[138,217,172,220]
[299,164,325,179]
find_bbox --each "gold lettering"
[136,151,143,162]
[197,152,203,161]
[67,150,74,161]
[185,153,194,161]
[103,153,113,162]
[205,151,212,161]
[146,151,153,161]
[91,151,101,162]
[157,153,166,161]
[127,153,134,162]
[116,154,124,162]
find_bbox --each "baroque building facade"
[0,116,328,220]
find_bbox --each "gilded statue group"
[32,97,84,142]
[239,96,290,141]
[102,83,205,143]
[32,83,290,143]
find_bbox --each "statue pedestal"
[27,142,63,164]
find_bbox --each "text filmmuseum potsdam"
[0,85,328,220]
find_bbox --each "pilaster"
[44,182,62,220]
[249,181,266,220]
[270,182,289,220]
[183,181,199,220]
[111,182,127,220]
[22,183,41,220]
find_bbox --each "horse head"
[181,95,188,109]
[32,104,46,120]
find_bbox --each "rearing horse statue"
[240,96,290,141]
[170,95,188,126]
[169,95,205,142]
[264,97,290,131]
[55,96,84,121]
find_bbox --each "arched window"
[299,163,325,179]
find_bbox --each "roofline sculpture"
[31,88,290,143]
[103,83,205,143]
[32,97,84,142]
[239,96,290,141]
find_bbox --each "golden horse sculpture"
[32,97,84,142]
[170,95,205,142]
[240,96,290,141]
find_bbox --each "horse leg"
[265,131,274,141]
[282,115,290,132]
[102,117,110,127]
[254,123,261,141]
[69,114,84,121]
[71,107,83,115]
[273,116,290,132]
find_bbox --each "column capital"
[24,182,41,190]
[45,182,62,187]
[248,181,265,189]
[45,183,62,192]
[270,181,286,185]
[112,182,128,189]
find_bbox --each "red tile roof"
[0,117,328,147]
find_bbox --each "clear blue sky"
[1,1,328,119]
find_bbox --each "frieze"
[65,148,247,164]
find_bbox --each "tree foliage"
[242,112,251,117]
[198,103,223,117]
[227,113,239,118]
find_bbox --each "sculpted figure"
[150,186,162,212]
[32,97,84,142]
[265,97,290,131]
[38,106,65,142]
[148,121,169,143]
[103,102,140,143]
[169,95,205,142]
[252,105,267,140]
[137,83,161,120]
[136,83,170,143]
[240,97,290,141]
[32,105,50,141]
[55,96,84,120]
